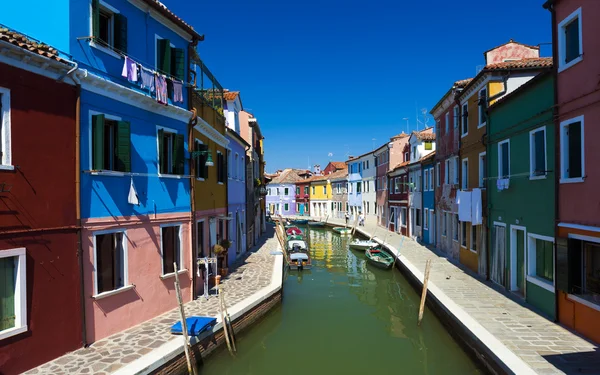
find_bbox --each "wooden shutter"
[92,0,100,38]
[116,121,131,172]
[157,39,171,74]
[92,114,105,170]
[174,134,185,175]
[171,48,185,80]
[113,14,128,53]
[0,257,16,330]
[157,129,164,174]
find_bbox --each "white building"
[407,128,436,240]
[353,151,376,220]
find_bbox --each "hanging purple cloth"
[121,56,138,82]
[155,74,168,105]
[140,67,155,92]
[172,80,183,103]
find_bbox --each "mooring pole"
[174,263,197,375]
[417,259,432,326]
[217,276,235,356]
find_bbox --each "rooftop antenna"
[402,118,409,134]
[328,152,333,161]
[417,108,429,130]
[415,101,419,131]
[344,144,350,160]
[371,138,376,150]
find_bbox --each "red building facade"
[295,171,312,215]
[0,31,82,374]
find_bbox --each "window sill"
[218,182,224,185]
[460,244,467,249]
[196,177,205,182]
[461,132,468,138]
[89,41,122,60]
[89,170,127,177]
[452,239,458,243]
[0,165,15,171]
[92,284,135,300]
[558,56,583,73]
[567,293,600,313]
[160,269,188,280]
[477,122,486,129]
[159,174,185,179]
[529,175,547,181]
[0,325,27,341]
[469,248,477,254]
[526,275,554,293]
[560,177,584,184]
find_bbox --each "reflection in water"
[201,227,481,375]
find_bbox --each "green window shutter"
[113,14,128,53]
[174,134,185,175]
[157,39,171,74]
[0,257,16,331]
[92,114,105,170]
[92,0,100,38]
[565,18,580,63]
[568,122,582,178]
[157,129,164,174]
[171,48,185,80]
[115,121,131,172]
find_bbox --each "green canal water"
[201,227,482,375]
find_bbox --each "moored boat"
[349,239,378,251]
[287,239,312,270]
[307,221,325,227]
[332,227,352,235]
[292,219,309,225]
[286,227,303,236]
[365,248,394,269]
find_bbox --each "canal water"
[201,227,481,375]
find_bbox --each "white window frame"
[478,88,487,129]
[560,115,585,184]
[526,233,555,293]
[498,139,510,179]
[0,87,13,169]
[445,112,449,134]
[89,1,122,59]
[159,223,185,279]
[461,103,469,138]
[424,208,429,230]
[461,158,469,190]
[557,7,583,73]
[92,230,131,299]
[453,105,459,129]
[478,151,486,188]
[0,248,27,340]
[156,125,180,177]
[401,207,407,228]
[529,126,547,180]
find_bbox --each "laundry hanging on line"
[121,56,138,83]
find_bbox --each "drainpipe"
[543,0,560,322]
[189,36,200,299]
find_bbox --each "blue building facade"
[347,160,363,217]
[2,0,203,343]
[226,128,249,267]
[421,156,436,245]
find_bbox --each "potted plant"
[215,241,231,276]
[254,178,262,188]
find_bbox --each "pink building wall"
[82,213,192,342]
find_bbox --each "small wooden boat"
[332,227,352,235]
[365,248,394,269]
[287,239,312,270]
[286,227,303,236]
[287,234,303,241]
[307,221,325,227]
[292,219,309,225]
[349,239,378,251]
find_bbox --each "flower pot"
[220,268,228,277]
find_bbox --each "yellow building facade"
[309,176,332,218]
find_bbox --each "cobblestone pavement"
[301,215,600,375]
[24,227,279,375]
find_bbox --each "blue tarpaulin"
[171,316,217,336]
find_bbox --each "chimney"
[313,164,321,175]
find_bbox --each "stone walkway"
[300,215,600,375]
[24,227,279,375]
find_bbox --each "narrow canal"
[201,227,482,374]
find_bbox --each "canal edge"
[112,243,286,375]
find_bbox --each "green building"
[487,71,556,320]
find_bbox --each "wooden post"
[216,276,235,356]
[220,289,236,352]
[351,215,359,235]
[417,259,432,326]
[174,263,197,375]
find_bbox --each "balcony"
[191,57,225,131]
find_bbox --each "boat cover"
[287,240,307,251]
[290,253,309,261]
[171,316,217,336]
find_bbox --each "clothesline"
[483,171,552,181]
[85,170,195,178]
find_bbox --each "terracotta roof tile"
[224,91,240,101]
[0,27,67,63]
[454,78,473,88]
[484,57,553,71]
[270,169,304,184]
[330,161,347,170]
[142,0,202,40]
[411,128,435,141]
[329,169,348,180]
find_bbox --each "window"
[95,232,126,294]
[366,160,369,169]
[276,188,280,195]
[479,152,486,188]
[444,160,450,185]
[424,172,429,192]
[284,203,289,211]
[276,203,280,212]
[389,207,395,223]
[394,177,400,193]
[312,186,315,194]
[296,186,300,195]
[412,146,417,159]
[461,103,468,137]
[197,221,205,257]
[529,127,547,178]
[232,153,238,179]
[442,213,447,236]
[304,186,309,195]
[296,203,300,212]
[156,37,185,80]
[430,169,434,190]
[424,209,429,229]
[445,112,449,134]
[583,242,600,297]
[416,209,421,227]
[161,225,182,275]
[453,157,459,185]
[471,225,478,252]
[323,186,326,194]
[453,215,459,241]
[0,89,12,168]
[461,158,468,190]
[424,141,433,150]
[404,152,409,162]
[357,182,361,193]
[0,248,27,340]
[158,128,184,175]
[92,114,131,172]
[389,178,394,194]
[498,140,510,179]
[558,7,583,72]
[461,221,467,247]
[217,151,226,183]
[194,140,208,179]
[284,187,289,195]
[401,207,407,227]
[560,116,584,182]
[478,88,487,127]
[268,188,271,196]
[453,106,459,129]
[92,0,128,52]
[366,202,370,214]
[527,234,554,286]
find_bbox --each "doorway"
[490,223,506,286]
[510,225,526,296]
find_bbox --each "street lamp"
[190,150,214,167]
[258,186,268,196]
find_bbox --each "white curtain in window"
[491,225,505,286]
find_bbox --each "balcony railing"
[191,57,225,130]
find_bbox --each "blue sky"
[13,0,551,173]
